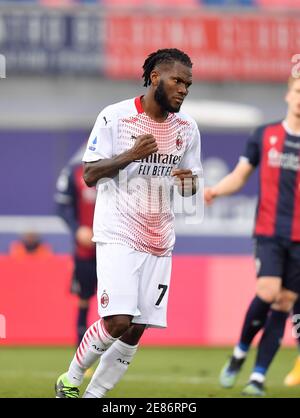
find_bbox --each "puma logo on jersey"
[103,116,111,126]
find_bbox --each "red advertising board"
[0,254,295,346]
[105,13,300,81]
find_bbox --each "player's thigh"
[134,254,172,328]
[96,243,144,317]
[255,237,284,301]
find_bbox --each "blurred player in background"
[55,48,202,398]
[205,76,300,396]
[55,146,97,347]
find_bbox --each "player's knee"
[256,280,280,303]
[79,299,89,309]
[272,291,298,313]
[104,315,132,338]
[121,324,146,345]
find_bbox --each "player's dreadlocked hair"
[142,48,193,87]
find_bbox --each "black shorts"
[71,257,97,300]
[254,236,300,294]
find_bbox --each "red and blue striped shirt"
[243,121,300,241]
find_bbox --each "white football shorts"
[96,243,172,328]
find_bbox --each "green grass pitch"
[0,346,299,398]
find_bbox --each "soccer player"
[205,76,300,396]
[55,146,97,347]
[55,48,202,398]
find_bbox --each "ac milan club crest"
[100,291,109,308]
[176,133,183,150]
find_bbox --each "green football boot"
[55,373,80,398]
[219,356,245,388]
[242,380,266,396]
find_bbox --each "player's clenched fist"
[204,187,217,205]
[171,169,197,196]
[129,134,158,160]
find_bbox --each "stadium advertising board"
[105,13,300,81]
[0,9,104,73]
[1,7,299,79]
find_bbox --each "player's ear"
[150,70,160,87]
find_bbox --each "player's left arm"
[172,124,202,197]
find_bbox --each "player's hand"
[76,226,94,248]
[129,134,158,160]
[171,169,197,196]
[204,187,217,205]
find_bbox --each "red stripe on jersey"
[80,339,86,352]
[134,96,144,114]
[255,124,285,236]
[76,351,83,367]
[100,319,110,339]
[78,344,84,357]
[292,169,300,241]
[88,328,94,339]
[92,324,99,338]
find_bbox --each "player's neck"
[284,114,300,135]
[141,93,169,123]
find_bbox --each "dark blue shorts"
[254,236,300,294]
[71,257,97,300]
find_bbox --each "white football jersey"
[82,96,202,256]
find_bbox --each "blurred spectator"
[9,232,53,258]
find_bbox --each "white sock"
[233,345,248,360]
[250,372,265,383]
[83,339,138,398]
[67,318,117,386]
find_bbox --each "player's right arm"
[82,107,158,187]
[205,160,254,204]
[83,134,158,187]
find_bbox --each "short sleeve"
[241,127,262,168]
[82,106,114,163]
[178,124,203,177]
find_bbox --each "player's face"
[286,79,300,118]
[154,62,192,113]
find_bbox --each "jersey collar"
[282,120,300,137]
[134,96,144,114]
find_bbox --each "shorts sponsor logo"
[101,292,109,308]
